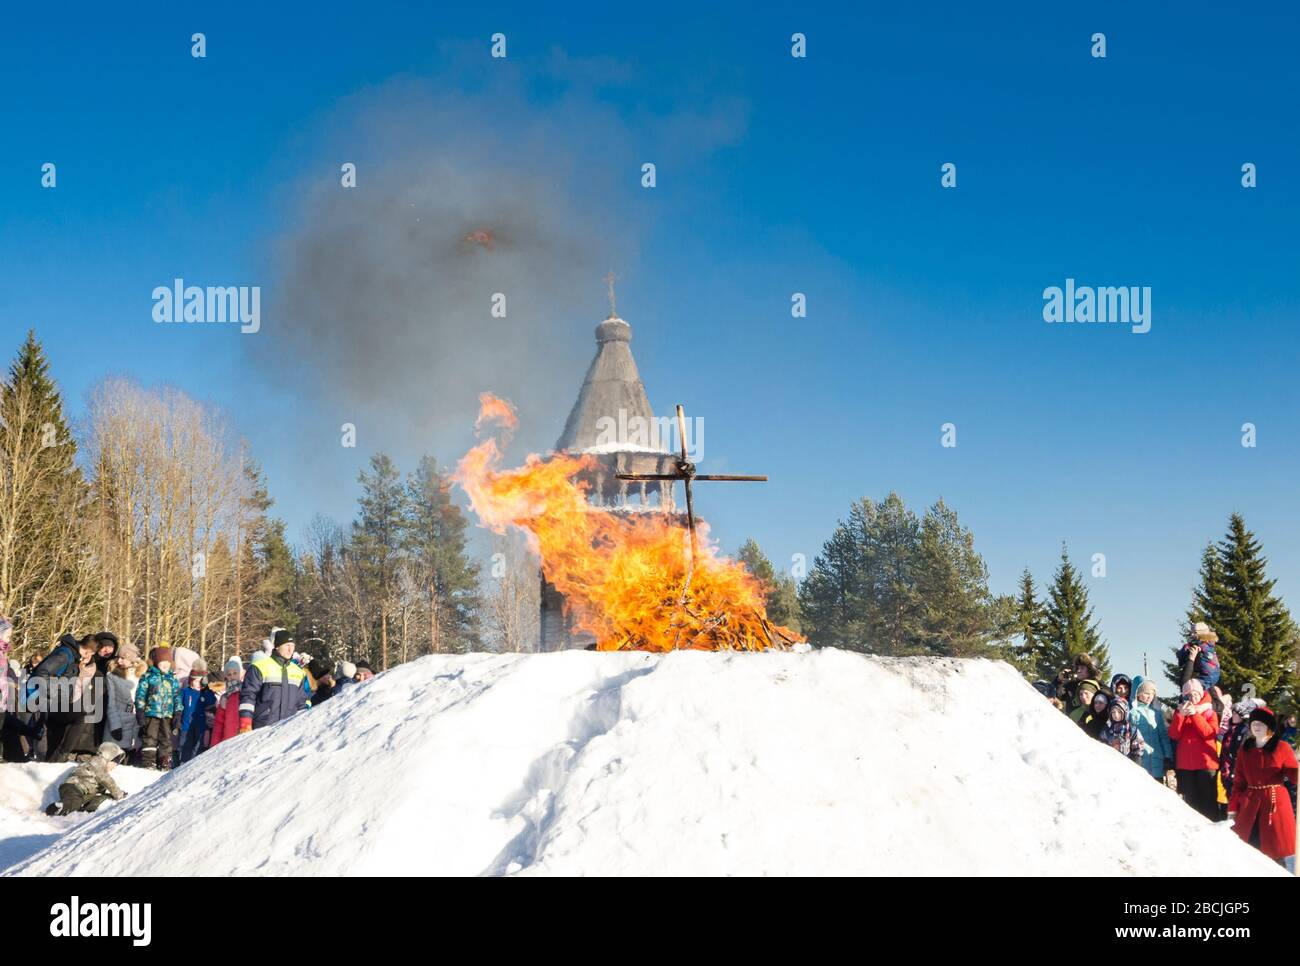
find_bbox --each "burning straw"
[454,395,803,652]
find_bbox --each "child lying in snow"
[45,742,128,815]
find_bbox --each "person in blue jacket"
[238,629,309,733]
[1130,675,1174,783]
[177,669,216,764]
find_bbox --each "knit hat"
[354,659,373,672]
[116,640,141,666]
[271,629,294,650]
[191,657,208,674]
[224,656,243,674]
[307,658,330,680]
[97,742,125,762]
[149,646,174,666]
[337,660,357,679]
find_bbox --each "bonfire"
[455,394,804,652]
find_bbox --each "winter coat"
[208,687,241,748]
[1169,701,1220,771]
[1175,640,1221,689]
[1080,693,1111,740]
[24,639,82,702]
[62,755,126,802]
[135,666,183,720]
[311,681,335,705]
[1281,726,1297,751]
[51,667,109,762]
[239,653,309,729]
[1218,720,1251,796]
[1096,699,1143,764]
[1128,698,1174,779]
[179,686,216,737]
[106,674,140,754]
[1228,738,1298,862]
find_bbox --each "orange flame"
[455,397,803,652]
[475,392,519,435]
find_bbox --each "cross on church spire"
[604,270,618,318]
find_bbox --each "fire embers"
[455,395,803,652]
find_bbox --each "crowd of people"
[1033,622,1299,869]
[0,615,375,816]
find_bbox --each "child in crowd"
[135,647,183,770]
[207,657,244,749]
[1129,676,1174,784]
[1097,696,1143,764]
[1175,621,1221,689]
[1081,690,1111,740]
[178,669,215,764]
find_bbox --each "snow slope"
[3,649,1288,876]
[0,763,162,871]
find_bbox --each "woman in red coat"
[1227,706,1298,865]
[207,657,244,749]
[1168,679,1221,820]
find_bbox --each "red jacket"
[1228,739,1298,862]
[207,687,241,748]
[1169,704,1220,770]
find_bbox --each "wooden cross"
[604,270,618,317]
[616,404,767,588]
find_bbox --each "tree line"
[740,496,1298,709]
[3,329,1296,706]
[0,332,535,672]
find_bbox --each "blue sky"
[2,1,1298,677]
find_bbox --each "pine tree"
[256,519,297,632]
[405,455,481,654]
[0,331,94,655]
[736,537,801,633]
[1013,568,1048,678]
[1169,516,1298,699]
[798,492,998,657]
[914,500,994,657]
[351,454,409,669]
[1041,544,1109,681]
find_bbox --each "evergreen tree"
[798,492,999,657]
[1012,568,1048,678]
[404,455,481,654]
[255,519,297,632]
[736,537,801,633]
[0,331,93,655]
[1169,516,1298,699]
[1040,544,1109,680]
[914,500,994,657]
[351,453,409,669]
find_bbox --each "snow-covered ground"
[2,649,1288,876]
[0,762,163,871]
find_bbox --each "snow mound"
[4,650,1288,876]
[0,762,163,871]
